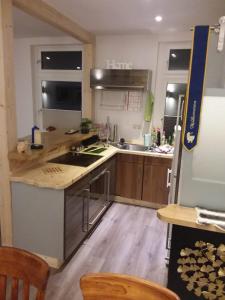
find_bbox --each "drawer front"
[117,153,144,164]
[144,156,172,166]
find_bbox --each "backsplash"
[94,90,146,141]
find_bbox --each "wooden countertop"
[157,204,225,234]
[10,145,173,189]
[9,130,97,162]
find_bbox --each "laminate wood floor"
[45,203,168,300]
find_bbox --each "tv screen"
[41,80,82,111]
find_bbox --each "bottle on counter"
[31,125,39,144]
[156,128,161,146]
[144,133,151,147]
[161,131,166,145]
[151,127,157,145]
[34,128,42,145]
[105,116,112,142]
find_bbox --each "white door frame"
[32,44,83,129]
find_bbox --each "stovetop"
[48,152,103,167]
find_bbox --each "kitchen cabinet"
[116,153,172,205]
[142,157,171,205]
[116,154,144,200]
[11,156,116,263]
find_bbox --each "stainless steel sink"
[111,142,173,154]
[111,142,148,152]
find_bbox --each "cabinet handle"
[166,169,172,188]
[166,224,172,250]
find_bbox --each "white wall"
[94,32,192,141]
[94,34,158,141]
[14,32,192,140]
[14,36,81,138]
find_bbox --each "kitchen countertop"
[157,204,225,234]
[10,145,173,189]
[9,130,97,162]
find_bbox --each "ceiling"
[13,7,65,38]
[14,0,225,37]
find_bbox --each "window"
[41,51,82,70]
[168,49,191,71]
[41,81,82,111]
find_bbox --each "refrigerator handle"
[167,169,172,188]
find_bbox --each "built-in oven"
[86,168,111,230]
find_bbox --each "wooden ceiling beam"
[13,0,95,44]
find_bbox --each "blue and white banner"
[183,26,210,151]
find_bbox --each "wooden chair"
[0,246,49,300]
[80,273,180,300]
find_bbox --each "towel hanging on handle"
[144,90,154,122]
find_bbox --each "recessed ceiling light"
[155,15,162,22]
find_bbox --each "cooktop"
[48,152,103,167]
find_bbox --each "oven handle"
[88,206,107,226]
[82,188,90,232]
[89,169,108,185]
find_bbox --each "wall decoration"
[177,241,225,299]
[182,26,210,151]
[106,59,133,69]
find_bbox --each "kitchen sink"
[111,142,174,154]
[111,142,148,152]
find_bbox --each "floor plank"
[45,203,168,300]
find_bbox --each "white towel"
[196,207,225,231]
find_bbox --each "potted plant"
[80,118,92,134]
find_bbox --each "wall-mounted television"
[41,80,82,111]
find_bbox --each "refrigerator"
[171,31,225,212]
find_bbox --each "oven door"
[88,169,110,229]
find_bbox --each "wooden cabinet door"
[142,157,172,205]
[116,154,143,200]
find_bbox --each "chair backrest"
[0,246,49,300]
[80,273,180,300]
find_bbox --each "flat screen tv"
[41,80,82,111]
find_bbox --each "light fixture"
[46,56,50,60]
[95,85,104,90]
[94,69,104,80]
[167,84,175,93]
[155,15,162,22]
[76,66,81,69]
[171,53,177,58]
